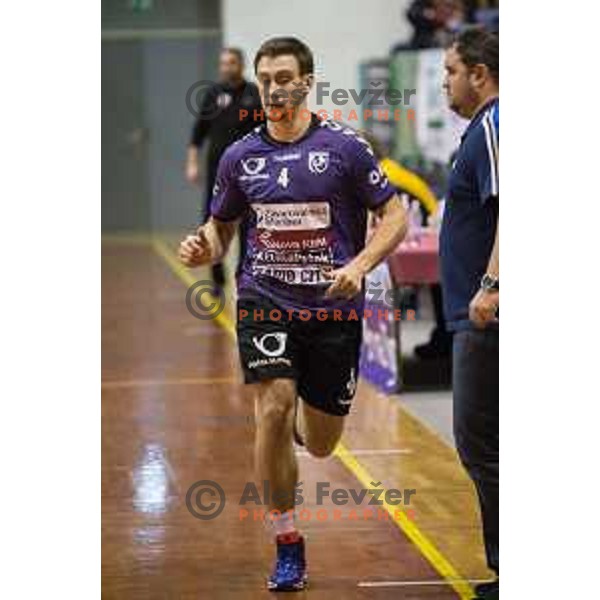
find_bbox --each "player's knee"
[301,400,344,458]
[260,399,294,429]
[305,434,340,458]
[256,380,295,430]
[305,440,337,458]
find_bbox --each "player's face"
[219,51,243,83]
[443,46,479,119]
[255,55,312,122]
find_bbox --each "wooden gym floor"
[102,236,494,599]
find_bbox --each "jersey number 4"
[277,167,290,189]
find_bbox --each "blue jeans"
[453,328,499,575]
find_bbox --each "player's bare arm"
[325,194,407,299]
[178,217,237,268]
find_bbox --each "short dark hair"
[254,37,314,76]
[222,47,245,65]
[452,27,499,83]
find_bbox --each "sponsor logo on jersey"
[252,332,288,357]
[241,157,267,175]
[256,230,329,251]
[319,119,343,131]
[251,202,331,231]
[369,166,388,188]
[273,152,302,162]
[345,367,357,397]
[252,265,331,286]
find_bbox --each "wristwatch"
[480,273,499,292]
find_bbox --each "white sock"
[270,509,296,537]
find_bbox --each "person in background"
[363,131,452,359]
[441,27,499,600]
[406,0,444,48]
[406,0,466,49]
[464,0,499,31]
[186,47,263,290]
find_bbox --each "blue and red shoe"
[267,533,308,591]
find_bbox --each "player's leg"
[237,299,307,591]
[297,400,345,458]
[254,380,308,592]
[295,318,361,458]
[254,378,298,514]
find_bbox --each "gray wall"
[102,0,220,30]
[102,0,221,232]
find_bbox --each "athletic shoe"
[267,533,308,591]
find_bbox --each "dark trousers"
[453,328,499,575]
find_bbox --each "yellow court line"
[102,376,238,389]
[149,238,474,600]
[102,232,154,246]
[151,238,237,337]
[334,444,473,599]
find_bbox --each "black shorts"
[237,296,363,416]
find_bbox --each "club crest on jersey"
[241,157,267,175]
[308,151,329,174]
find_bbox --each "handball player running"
[179,36,407,591]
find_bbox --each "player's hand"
[186,160,199,184]
[469,289,499,328]
[323,264,364,300]
[178,229,212,267]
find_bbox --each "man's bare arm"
[179,217,238,267]
[198,217,238,263]
[353,194,408,274]
[325,194,407,298]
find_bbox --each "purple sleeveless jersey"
[210,115,395,312]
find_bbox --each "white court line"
[296,448,412,457]
[358,579,492,588]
